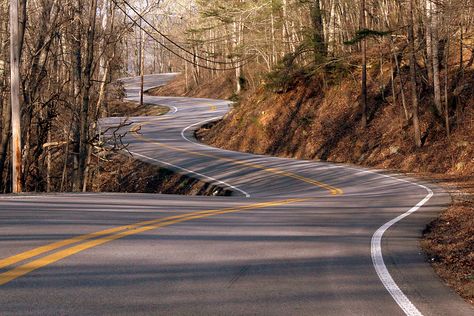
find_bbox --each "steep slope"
[200,74,473,175]
[148,72,236,100]
[198,69,474,303]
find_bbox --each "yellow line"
[131,125,343,195]
[0,198,286,270]
[0,225,142,270]
[0,198,305,286]
[0,108,342,285]
[0,212,205,271]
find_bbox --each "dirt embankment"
[197,67,473,302]
[148,72,236,100]
[108,99,170,117]
[92,153,231,196]
[200,77,473,175]
[92,86,231,196]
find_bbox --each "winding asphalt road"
[0,74,472,315]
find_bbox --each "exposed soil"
[148,72,236,100]
[420,173,474,304]
[90,88,231,197]
[196,67,474,303]
[108,100,169,117]
[91,153,231,196]
[199,78,473,175]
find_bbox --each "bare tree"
[408,0,422,147]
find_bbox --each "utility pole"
[10,0,22,193]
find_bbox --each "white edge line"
[180,116,258,199]
[129,151,250,198]
[180,116,234,151]
[371,176,432,316]
[115,75,435,315]
[121,76,250,198]
[181,114,433,316]
[340,166,432,316]
[168,106,178,115]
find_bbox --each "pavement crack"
[227,265,250,288]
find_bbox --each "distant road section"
[0,74,472,316]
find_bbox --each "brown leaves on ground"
[422,201,474,303]
[90,97,230,197]
[148,72,236,100]
[197,68,474,304]
[421,175,474,304]
[108,100,169,117]
[92,153,230,196]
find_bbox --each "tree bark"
[72,0,83,191]
[139,18,144,107]
[0,100,11,190]
[233,19,241,94]
[10,0,23,193]
[425,0,433,84]
[431,1,442,114]
[78,0,98,191]
[360,0,367,128]
[311,0,326,62]
[409,0,422,147]
[0,9,10,190]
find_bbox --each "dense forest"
[0,0,473,193]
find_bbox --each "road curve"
[0,73,472,315]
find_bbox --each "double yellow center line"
[131,119,343,196]
[0,198,305,286]
[0,108,342,286]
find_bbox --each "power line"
[111,0,251,71]
[121,0,250,66]
[116,0,252,67]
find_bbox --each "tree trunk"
[425,0,433,84]
[0,12,10,190]
[360,0,367,128]
[72,0,83,191]
[409,0,422,147]
[282,0,294,55]
[444,35,450,137]
[139,19,144,106]
[431,1,442,114]
[270,9,276,65]
[76,0,97,191]
[233,20,241,94]
[10,0,23,193]
[0,100,11,190]
[459,21,463,71]
[311,0,326,62]
[328,0,338,55]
